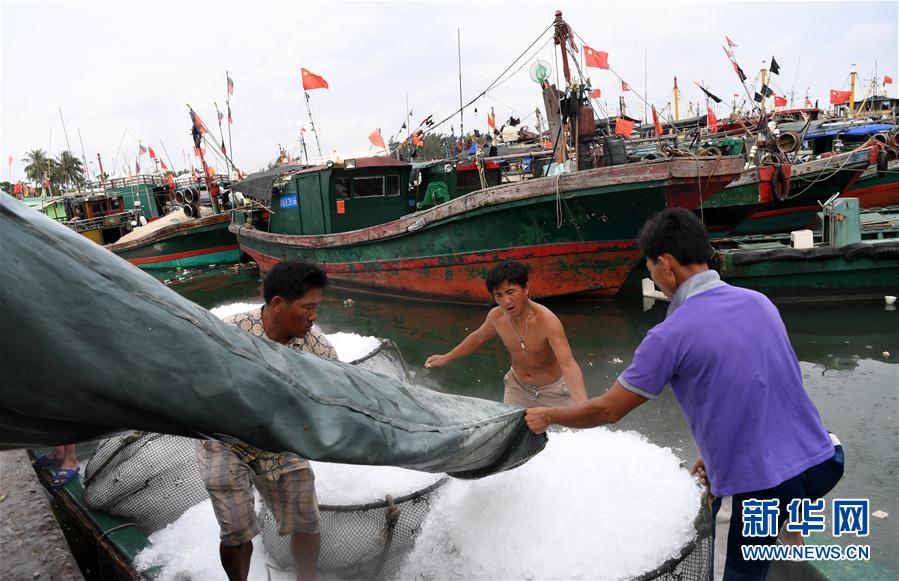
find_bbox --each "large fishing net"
[82,338,712,580]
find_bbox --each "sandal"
[32,453,62,469]
[48,467,79,489]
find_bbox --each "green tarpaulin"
[0,194,545,478]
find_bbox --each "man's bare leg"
[291,531,320,581]
[220,541,252,581]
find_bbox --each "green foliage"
[22,149,50,184]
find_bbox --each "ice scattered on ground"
[312,461,443,505]
[209,303,380,362]
[399,428,702,581]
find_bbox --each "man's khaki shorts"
[197,440,320,546]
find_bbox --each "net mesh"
[81,344,712,580]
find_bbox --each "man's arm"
[425,314,498,368]
[525,381,647,433]
[544,314,588,403]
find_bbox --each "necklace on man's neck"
[507,301,532,350]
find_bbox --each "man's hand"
[525,407,553,434]
[424,354,450,368]
[690,456,708,487]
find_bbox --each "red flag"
[148,146,156,159]
[189,108,209,134]
[301,68,329,91]
[300,126,307,133]
[7,154,12,167]
[160,159,168,170]
[369,128,386,149]
[590,89,601,99]
[830,89,852,104]
[13,181,22,194]
[885,75,894,85]
[139,144,147,155]
[45,177,51,193]
[805,97,813,107]
[726,36,738,48]
[194,147,207,157]
[543,139,553,149]
[191,167,198,182]
[621,80,630,91]
[707,107,718,133]
[614,117,634,138]
[227,74,234,95]
[412,131,423,147]
[487,112,496,130]
[583,45,609,69]
[774,95,787,108]
[652,107,663,137]
[228,104,233,125]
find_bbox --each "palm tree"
[22,149,51,186]
[55,150,85,190]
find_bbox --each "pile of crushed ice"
[135,428,700,580]
[398,428,702,580]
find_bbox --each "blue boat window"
[387,175,400,196]
[280,194,298,208]
[354,176,384,197]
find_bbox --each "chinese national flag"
[160,159,168,171]
[652,107,663,137]
[194,147,207,157]
[805,97,813,107]
[148,146,156,159]
[614,117,634,138]
[190,108,209,134]
[885,75,894,85]
[621,80,630,91]
[227,74,234,95]
[583,45,609,70]
[369,128,386,149]
[774,95,787,108]
[830,89,852,104]
[301,68,329,91]
[707,108,718,133]
[591,89,601,99]
[487,112,496,130]
[13,181,22,194]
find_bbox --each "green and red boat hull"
[107,214,240,270]
[700,165,785,236]
[841,159,899,208]
[234,157,744,302]
[731,147,876,235]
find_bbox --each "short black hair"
[263,261,328,304]
[637,208,712,265]
[486,261,529,294]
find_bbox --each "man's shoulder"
[291,325,338,360]
[222,307,265,336]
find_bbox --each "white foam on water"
[311,461,443,505]
[398,428,702,581]
[209,303,380,362]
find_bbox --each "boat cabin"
[60,190,137,244]
[412,159,502,209]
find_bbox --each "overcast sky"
[2,1,896,181]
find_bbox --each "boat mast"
[304,90,324,160]
[849,64,857,116]
[58,107,81,193]
[674,76,680,121]
[457,28,464,144]
[192,123,220,210]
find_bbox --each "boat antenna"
[226,71,235,176]
[77,128,90,183]
[58,107,81,192]
[457,28,464,144]
[304,90,324,160]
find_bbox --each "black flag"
[764,84,774,97]
[770,57,780,75]
[699,85,723,104]
[754,92,764,103]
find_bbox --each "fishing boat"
[842,157,899,208]
[105,124,241,269]
[717,198,899,300]
[231,154,743,302]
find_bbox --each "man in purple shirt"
[525,208,843,580]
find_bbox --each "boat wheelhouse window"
[457,169,482,189]
[386,175,400,196]
[353,176,385,197]
[335,178,350,199]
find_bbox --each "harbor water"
[157,265,898,576]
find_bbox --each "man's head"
[486,261,530,316]
[263,261,328,339]
[637,208,712,298]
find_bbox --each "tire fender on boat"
[771,164,789,203]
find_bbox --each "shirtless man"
[425,261,588,408]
